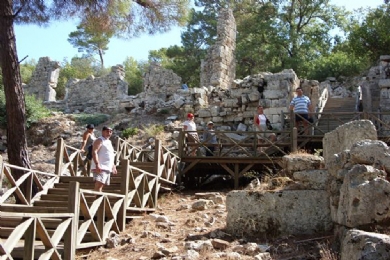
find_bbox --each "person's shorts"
[93,170,111,185]
[295,113,309,122]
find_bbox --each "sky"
[14,0,385,67]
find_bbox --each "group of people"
[82,86,313,191]
[183,86,313,155]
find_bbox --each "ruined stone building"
[23,8,385,133]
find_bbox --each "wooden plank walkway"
[0,138,179,259]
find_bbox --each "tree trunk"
[0,0,32,202]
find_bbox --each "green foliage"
[24,95,51,128]
[123,57,144,95]
[347,5,390,64]
[158,109,170,115]
[57,57,97,100]
[306,51,369,81]
[68,22,113,68]
[0,91,51,129]
[71,113,109,127]
[122,127,139,139]
[20,59,37,84]
[143,124,164,137]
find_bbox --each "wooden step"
[0,205,68,213]
[59,176,123,184]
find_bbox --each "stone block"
[323,120,377,165]
[226,190,332,237]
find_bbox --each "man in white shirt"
[91,126,117,192]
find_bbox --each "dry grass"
[319,242,339,260]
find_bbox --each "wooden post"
[177,131,185,185]
[65,181,80,260]
[178,130,184,158]
[292,127,298,153]
[26,172,33,205]
[234,164,239,189]
[55,138,64,176]
[153,139,161,207]
[119,159,129,231]
[23,217,36,260]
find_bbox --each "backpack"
[86,144,93,160]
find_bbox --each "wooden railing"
[178,129,293,159]
[0,211,75,260]
[55,138,88,177]
[1,138,178,259]
[0,156,60,205]
[115,137,146,164]
[68,182,126,249]
[178,111,390,158]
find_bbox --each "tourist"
[289,87,314,135]
[254,105,276,152]
[203,121,218,156]
[80,124,97,161]
[183,113,199,156]
[91,126,117,193]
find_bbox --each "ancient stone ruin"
[24,57,60,102]
[200,8,236,90]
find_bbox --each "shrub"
[71,113,109,127]
[158,109,170,115]
[0,92,51,129]
[143,124,164,137]
[25,95,51,128]
[122,127,139,139]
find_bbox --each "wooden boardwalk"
[0,137,179,259]
[178,111,390,188]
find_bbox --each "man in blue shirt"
[289,87,313,135]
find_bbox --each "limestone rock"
[341,229,390,260]
[323,120,377,165]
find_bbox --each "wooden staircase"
[314,97,359,134]
[0,138,179,259]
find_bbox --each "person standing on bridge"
[91,126,117,193]
[254,105,276,153]
[289,87,314,135]
[203,121,218,156]
[183,113,199,156]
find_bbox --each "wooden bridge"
[0,137,179,259]
[178,110,390,189]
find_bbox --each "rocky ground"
[78,189,337,260]
[2,113,338,260]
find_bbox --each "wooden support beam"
[119,159,129,231]
[54,138,64,176]
[65,181,79,260]
[24,217,36,260]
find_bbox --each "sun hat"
[86,124,94,129]
[187,113,194,118]
[207,121,214,125]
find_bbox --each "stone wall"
[27,55,317,132]
[200,8,236,90]
[24,57,60,102]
